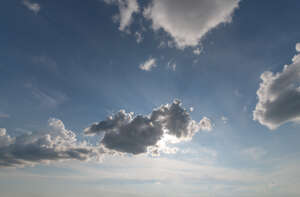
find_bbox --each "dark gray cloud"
[0,101,212,167]
[253,43,300,129]
[85,100,212,154]
[0,119,102,168]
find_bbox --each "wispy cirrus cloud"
[22,0,40,14]
[103,0,139,32]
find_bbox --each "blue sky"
[1,0,300,196]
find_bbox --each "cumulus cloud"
[253,43,300,130]
[104,0,139,32]
[296,43,300,52]
[144,0,240,48]
[139,58,157,71]
[85,100,212,155]
[22,0,40,14]
[0,101,212,167]
[0,119,102,168]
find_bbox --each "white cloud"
[135,32,143,43]
[85,100,212,155]
[199,117,213,131]
[221,116,228,124]
[104,0,139,32]
[22,0,40,14]
[139,57,157,71]
[296,43,300,52]
[193,47,203,55]
[167,60,176,71]
[144,0,240,48]
[253,43,300,130]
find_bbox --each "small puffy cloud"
[199,117,213,131]
[253,43,300,130]
[22,0,40,14]
[0,128,13,148]
[85,100,212,155]
[0,119,102,168]
[139,58,157,71]
[135,32,143,43]
[221,116,228,124]
[296,43,300,52]
[193,47,203,55]
[144,0,240,48]
[167,60,176,71]
[104,0,139,32]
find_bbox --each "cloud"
[0,119,102,168]
[296,43,300,52]
[25,83,67,108]
[242,147,267,160]
[139,58,157,71]
[253,43,300,130]
[221,116,228,124]
[0,113,10,118]
[22,0,40,14]
[0,101,212,168]
[104,0,139,32]
[135,32,143,43]
[85,100,212,155]
[193,47,203,55]
[167,60,176,71]
[144,0,240,48]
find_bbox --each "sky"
[1,0,300,196]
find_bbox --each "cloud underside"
[0,100,211,167]
[253,43,300,130]
[144,0,240,48]
[0,119,104,168]
[103,0,240,48]
[85,100,212,155]
[22,0,40,14]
